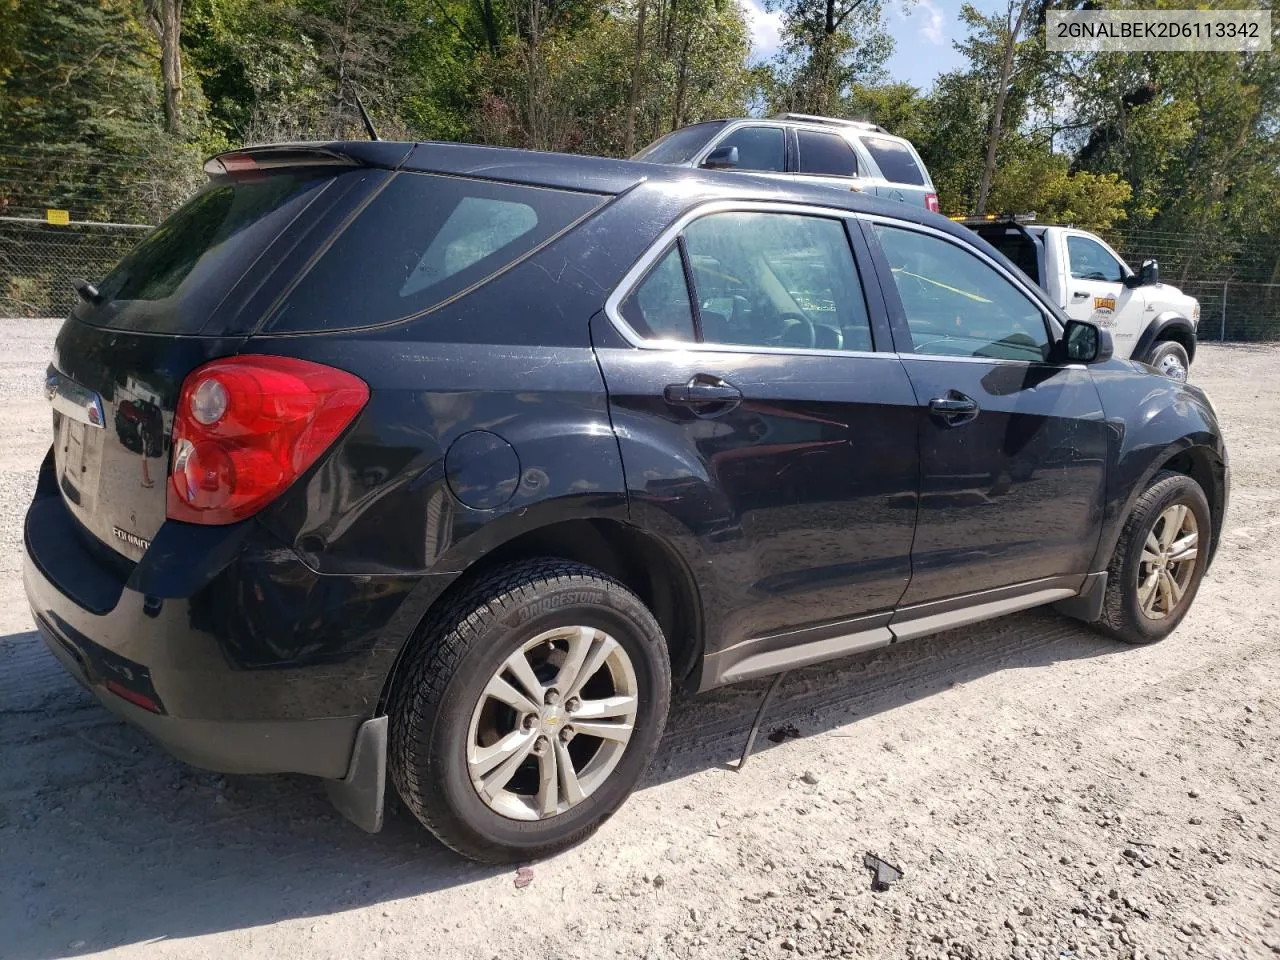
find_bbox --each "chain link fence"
[0,218,152,318]
[1,206,1278,340]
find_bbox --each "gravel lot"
[2,319,1277,960]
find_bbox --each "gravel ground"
[1,319,1277,960]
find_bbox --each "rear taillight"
[925,193,941,214]
[167,356,369,525]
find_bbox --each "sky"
[738,0,980,91]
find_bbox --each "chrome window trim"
[602,199,889,361]
[690,120,792,170]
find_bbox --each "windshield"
[632,121,728,164]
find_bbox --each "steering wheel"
[772,312,816,349]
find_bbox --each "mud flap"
[1053,571,1108,623]
[324,715,387,833]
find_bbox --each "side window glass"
[873,224,1050,361]
[618,246,696,341]
[682,212,873,352]
[1067,236,1125,283]
[859,137,926,186]
[797,130,858,177]
[709,126,785,172]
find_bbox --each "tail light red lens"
[925,193,941,214]
[167,356,369,525]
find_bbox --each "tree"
[764,0,894,115]
[144,0,185,134]
[622,0,647,155]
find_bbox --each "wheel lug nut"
[521,714,537,730]
[565,697,581,714]
[532,735,549,755]
[559,725,574,743]
[544,688,560,706]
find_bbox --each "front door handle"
[929,391,979,425]
[1072,290,1090,300]
[664,375,742,413]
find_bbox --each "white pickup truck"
[963,217,1201,381]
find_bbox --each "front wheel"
[389,559,671,863]
[1148,340,1190,382]
[1098,471,1211,645]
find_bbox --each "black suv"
[25,140,1228,864]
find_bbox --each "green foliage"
[763,0,894,115]
[0,0,1275,290]
[0,0,204,221]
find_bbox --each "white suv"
[634,114,940,213]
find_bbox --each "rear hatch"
[46,149,390,562]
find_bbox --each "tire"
[1098,470,1211,645]
[1148,340,1190,382]
[388,559,671,863]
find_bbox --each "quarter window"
[873,224,1050,361]
[706,126,785,172]
[683,212,873,351]
[1067,236,1125,283]
[797,130,859,177]
[618,246,696,341]
[860,137,926,186]
[265,172,602,333]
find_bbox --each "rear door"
[592,203,920,681]
[46,161,378,560]
[861,217,1108,611]
[790,128,872,197]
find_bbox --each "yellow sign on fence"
[45,208,70,226]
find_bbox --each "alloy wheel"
[465,625,639,821]
[1137,503,1199,620]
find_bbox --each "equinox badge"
[113,526,151,552]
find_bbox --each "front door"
[593,206,920,676]
[862,218,1109,610]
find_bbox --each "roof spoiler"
[204,142,414,178]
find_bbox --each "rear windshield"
[632,121,728,164]
[860,136,927,186]
[89,171,333,333]
[976,227,1041,284]
[264,172,604,333]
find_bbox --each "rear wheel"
[1148,340,1190,382]
[1098,471,1210,644]
[389,559,671,863]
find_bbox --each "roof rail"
[770,113,889,135]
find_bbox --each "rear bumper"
[23,476,427,779]
[34,612,360,777]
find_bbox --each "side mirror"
[701,145,739,170]
[1126,258,1159,288]
[1060,319,1114,364]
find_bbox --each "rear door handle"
[663,376,742,412]
[1072,291,1090,300]
[929,391,979,425]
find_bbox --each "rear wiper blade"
[72,278,102,305]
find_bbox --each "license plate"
[55,413,99,509]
